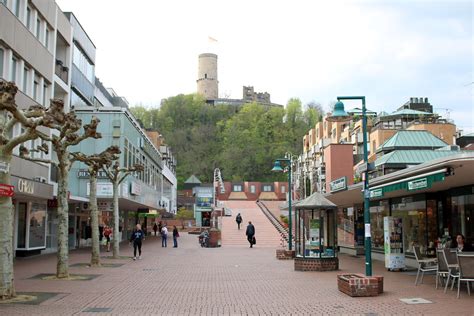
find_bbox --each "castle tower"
[196,53,218,100]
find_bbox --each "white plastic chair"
[414,246,437,285]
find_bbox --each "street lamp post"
[326,96,372,276]
[272,154,293,251]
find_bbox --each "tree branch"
[4,128,36,153]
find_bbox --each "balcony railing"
[55,59,68,84]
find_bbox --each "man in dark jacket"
[236,213,242,230]
[246,221,255,248]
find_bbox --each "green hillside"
[131,94,322,185]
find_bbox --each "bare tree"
[103,161,144,259]
[20,98,101,279]
[70,146,120,266]
[0,81,52,299]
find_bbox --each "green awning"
[370,171,445,198]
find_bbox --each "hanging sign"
[329,177,347,193]
[0,184,14,197]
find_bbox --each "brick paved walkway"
[1,234,473,315]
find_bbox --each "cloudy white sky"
[56,0,473,133]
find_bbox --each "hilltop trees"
[131,95,322,183]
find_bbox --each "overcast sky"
[56,0,473,133]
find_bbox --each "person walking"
[153,223,158,236]
[129,223,145,260]
[158,221,163,237]
[103,225,112,252]
[161,224,168,247]
[172,225,180,248]
[246,221,255,248]
[236,213,242,230]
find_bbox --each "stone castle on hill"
[196,53,282,107]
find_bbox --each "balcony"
[55,59,69,84]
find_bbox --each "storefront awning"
[369,168,446,198]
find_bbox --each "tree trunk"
[89,175,100,267]
[112,182,120,259]
[0,153,15,299]
[56,161,70,279]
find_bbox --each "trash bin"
[209,228,221,247]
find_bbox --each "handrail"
[256,200,289,243]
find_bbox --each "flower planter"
[276,249,295,260]
[337,273,383,297]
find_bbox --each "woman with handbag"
[173,226,180,248]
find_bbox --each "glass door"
[17,203,28,248]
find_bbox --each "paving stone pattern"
[1,201,473,315]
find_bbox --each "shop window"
[450,193,474,246]
[263,185,272,192]
[281,185,286,194]
[233,185,242,192]
[337,207,356,248]
[370,200,389,249]
[29,203,46,248]
[391,195,427,254]
[250,185,256,194]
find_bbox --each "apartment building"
[300,98,456,196]
[1,0,177,254]
[1,0,73,256]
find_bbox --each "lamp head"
[271,160,284,172]
[326,100,350,122]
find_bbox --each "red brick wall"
[324,144,354,193]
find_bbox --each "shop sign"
[370,188,383,198]
[330,177,347,193]
[407,178,428,191]
[0,161,10,173]
[87,183,113,196]
[18,179,34,194]
[130,181,141,196]
[78,169,109,179]
[0,183,14,197]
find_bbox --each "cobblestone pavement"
[1,234,473,315]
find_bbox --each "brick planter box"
[294,257,339,271]
[276,249,295,260]
[337,273,384,297]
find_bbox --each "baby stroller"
[198,230,209,248]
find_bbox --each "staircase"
[221,201,281,248]
[256,201,289,244]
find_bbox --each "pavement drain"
[82,307,113,313]
[399,298,433,305]
[333,305,344,309]
[365,313,378,316]
[142,268,159,271]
